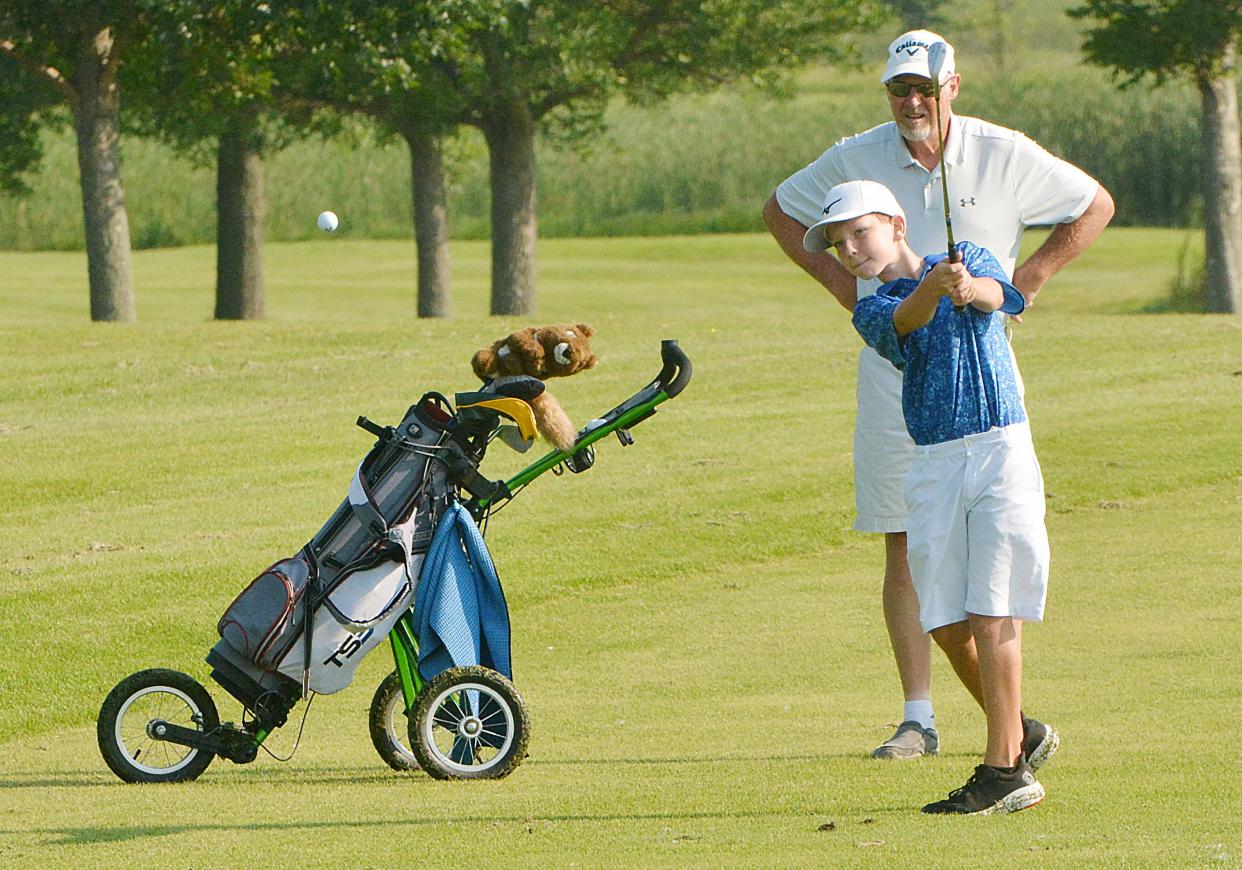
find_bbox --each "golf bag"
[207,393,499,723]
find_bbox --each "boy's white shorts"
[851,343,1028,535]
[903,421,1049,633]
[853,347,914,533]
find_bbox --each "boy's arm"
[893,259,966,335]
[952,277,1004,312]
[893,281,940,335]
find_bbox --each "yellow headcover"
[459,397,537,442]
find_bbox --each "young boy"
[804,179,1058,815]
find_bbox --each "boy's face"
[823,213,903,280]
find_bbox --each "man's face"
[824,213,901,280]
[885,74,959,143]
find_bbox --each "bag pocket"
[217,555,312,672]
[323,557,412,633]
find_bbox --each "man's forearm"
[1012,185,1115,302]
[762,193,857,311]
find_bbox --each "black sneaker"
[921,762,1045,815]
[1022,715,1060,771]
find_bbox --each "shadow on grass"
[0,772,113,790]
[9,806,898,846]
[0,752,857,791]
[528,752,845,766]
[0,765,405,790]
[1139,296,1211,314]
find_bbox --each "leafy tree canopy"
[1069,0,1242,82]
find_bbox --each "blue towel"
[413,502,512,682]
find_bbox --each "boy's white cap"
[882,29,955,83]
[803,180,905,253]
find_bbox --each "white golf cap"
[881,29,955,83]
[803,180,905,253]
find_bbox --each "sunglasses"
[885,81,938,99]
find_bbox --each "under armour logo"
[960,197,976,207]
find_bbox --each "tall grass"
[0,66,1201,252]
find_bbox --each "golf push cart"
[97,340,691,783]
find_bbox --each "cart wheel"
[409,666,529,780]
[368,671,419,772]
[97,668,219,783]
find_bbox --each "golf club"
[927,41,958,266]
[927,41,965,311]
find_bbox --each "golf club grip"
[950,247,965,310]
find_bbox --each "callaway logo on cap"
[803,180,906,253]
[882,29,955,83]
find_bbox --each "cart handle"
[656,340,692,399]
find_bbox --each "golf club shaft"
[929,77,964,314]
[932,93,960,265]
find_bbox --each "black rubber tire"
[409,666,530,780]
[368,671,419,772]
[97,668,219,783]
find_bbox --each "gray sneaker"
[871,720,939,760]
[1021,715,1060,771]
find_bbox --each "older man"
[762,30,1114,761]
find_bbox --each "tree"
[987,0,1015,73]
[0,53,60,198]
[881,0,948,30]
[1071,0,1242,314]
[128,3,305,320]
[274,0,468,317]
[0,3,159,321]
[442,0,885,315]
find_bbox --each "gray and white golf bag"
[205,393,494,727]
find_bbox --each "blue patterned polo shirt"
[852,242,1027,447]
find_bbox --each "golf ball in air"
[316,210,339,232]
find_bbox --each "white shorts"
[903,421,1050,633]
[853,346,915,533]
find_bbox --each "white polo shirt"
[776,115,1100,297]
[777,115,1099,533]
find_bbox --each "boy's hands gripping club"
[925,259,977,307]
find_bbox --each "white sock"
[904,700,935,731]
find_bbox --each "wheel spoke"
[453,736,475,765]
[476,695,502,722]
[477,728,505,749]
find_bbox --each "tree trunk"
[401,125,452,318]
[1198,46,1242,315]
[991,0,1011,74]
[483,103,538,317]
[214,119,266,320]
[71,26,135,322]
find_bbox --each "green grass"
[1,228,1240,866]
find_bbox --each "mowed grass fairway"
[1,229,1239,867]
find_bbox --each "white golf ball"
[316,210,339,232]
